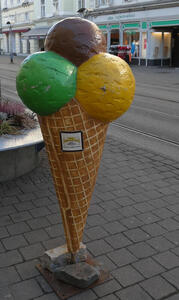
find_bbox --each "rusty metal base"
[36,255,110,299]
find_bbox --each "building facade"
[87,0,179,67]
[1,0,34,55]
[22,0,80,53]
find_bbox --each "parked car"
[109,45,131,63]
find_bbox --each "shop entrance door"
[172,31,179,67]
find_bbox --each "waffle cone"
[38,99,108,254]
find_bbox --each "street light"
[6,21,13,63]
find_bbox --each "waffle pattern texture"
[38,99,108,253]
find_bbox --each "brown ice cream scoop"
[45,17,106,67]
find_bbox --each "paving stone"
[18,193,36,202]
[10,211,32,223]
[112,265,144,287]
[30,207,51,218]
[0,250,23,267]
[172,247,179,256]
[127,242,156,259]
[0,267,20,287]
[162,267,179,289]
[16,259,40,280]
[133,257,165,278]
[20,243,45,260]
[33,197,52,208]
[120,206,139,217]
[68,289,97,300]
[14,201,35,212]
[105,233,132,249]
[27,217,51,230]
[0,227,9,239]
[88,204,105,215]
[0,241,5,253]
[103,221,126,234]
[87,215,107,227]
[116,284,153,300]
[121,216,143,229]
[159,218,179,231]
[7,222,31,235]
[165,230,179,246]
[45,224,64,238]
[2,235,28,250]
[34,294,59,300]
[99,295,118,300]
[124,228,150,242]
[10,279,43,300]
[42,237,65,251]
[86,226,108,240]
[165,294,179,300]
[108,248,137,267]
[137,212,160,224]
[133,203,154,213]
[140,276,176,299]
[87,239,113,256]
[24,229,49,244]
[0,205,17,216]
[36,275,53,293]
[46,213,62,225]
[93,279,121,297]
[102,209,122,222]
[153,251,179,269]
[95,254,117,271]
[142,223,166,237]
[0,216,13,227]
[153,208,175,219]
[147,236,174,252]
[0,286,15,300]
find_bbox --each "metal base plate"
[36,255,110,299]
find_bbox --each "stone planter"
[0,127,44,182]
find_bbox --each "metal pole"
[7,22,13,63]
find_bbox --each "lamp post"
[6,21,13,63]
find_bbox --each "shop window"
[111,29,119,45]
[41,0,45,18]
[142,32,147,58]
[78,0,85,9]
[123,31,140,57]
[164,32,171,58]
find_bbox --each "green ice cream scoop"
[16,51,77,116]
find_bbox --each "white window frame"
[95,0,110,8]
[53,0,59,15]
[78,0,85,9]
[41,0,45,18]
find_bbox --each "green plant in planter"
[0,100,37,136]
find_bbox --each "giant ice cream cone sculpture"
[16,18,135,256]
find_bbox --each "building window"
[10,0,13,7]
[17,0,21,4]
[95,0,109,7]
[25,12,29,22]
[3,0,7,8]
[53,0,59,15]
[41,0,45,17]
[78,0,85,9]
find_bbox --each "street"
[0,55,179,161]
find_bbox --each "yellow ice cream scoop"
[75,53,135,123]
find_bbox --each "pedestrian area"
[0,135,179,300]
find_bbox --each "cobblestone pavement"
[0,135,179,300]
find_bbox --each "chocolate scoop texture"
[16,17,135,257]
[45,17,106,66]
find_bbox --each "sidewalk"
[0,134,179,300]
